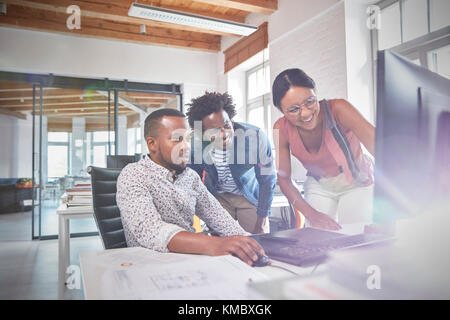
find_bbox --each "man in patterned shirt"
[116,108,264,266]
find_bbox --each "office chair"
[106,154,142,169]
[87,166,127,250]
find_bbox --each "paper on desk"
[98,254,269,300]
[91,247,200,268]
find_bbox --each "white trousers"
[303,173,374,226]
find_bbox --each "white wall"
[0,115,32,178]
[269,0,348,103]
[269,0,341,42]
[0,115,17,178]
[0,27,218,107]
[344,0,376,124]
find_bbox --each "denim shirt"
[188,122,277,218]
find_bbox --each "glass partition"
[0,72,182,240]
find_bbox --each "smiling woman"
[272,68,375,231]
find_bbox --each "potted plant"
[17,178,33,188]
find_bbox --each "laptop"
[251,228,394,267]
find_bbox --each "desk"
[79,223,366,300]
[56,197,294,299]
[79,247,321,300]
[56,204,93,299]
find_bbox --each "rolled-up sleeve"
[192,174,249,237]
[116,167,185,252]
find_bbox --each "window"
[247,106,265,130]
[48,145,68,177]
[373,0,449,77]
[427,45,450,79]
[246,62,271,133]
[87,131,115,167]
[48,132,69,143]
[47,132,70,178]
[377,0,449,51]
[127,127,142,155]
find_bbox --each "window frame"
[372,0,450,64]
[371,0,450,111]
[245,61,271,133]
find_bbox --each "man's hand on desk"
[167,231,265,266]
[209,235,265,266]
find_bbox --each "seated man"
[116,108,264,266]
[186,92,277,234]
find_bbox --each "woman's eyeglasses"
[285,96,317,115]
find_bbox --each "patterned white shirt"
[116,154,247,252]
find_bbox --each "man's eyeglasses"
[285,96,317,115]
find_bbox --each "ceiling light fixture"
[128,2,257,36]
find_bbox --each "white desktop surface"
[79,223,367,300]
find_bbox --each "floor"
[0,209,102,300]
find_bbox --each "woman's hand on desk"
[209,235,265,266]
[306,210,342,231]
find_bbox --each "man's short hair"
[144,108,185,138]
[185,92,236,128]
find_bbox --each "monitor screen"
[373,50,450,224]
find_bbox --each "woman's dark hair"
[186,91,236,128]
[272,68,316,109]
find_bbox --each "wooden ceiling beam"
[2,0,235,36]
[0,108,27,119]
[0,92,105,100]
[0,97,109,105]
[128,98,168,104]
[48,122,123,132]
[34,110,133,117]
[123,93,175,99]
[192,0,277,14]
[1,100,112,108]
[10,105,131,112]
[98,91,146,113]
[0,3,221,51]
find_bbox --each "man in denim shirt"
[187,92,277,234]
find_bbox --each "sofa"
[0,178,34,214]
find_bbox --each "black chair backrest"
[87,166,127,249]
[106,154,141,169]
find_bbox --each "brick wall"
[269,1,348,104]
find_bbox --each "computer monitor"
[106,154,142,169]
[373,50,450,224]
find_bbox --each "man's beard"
[159,146,187,175]
[168,162,186,175]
